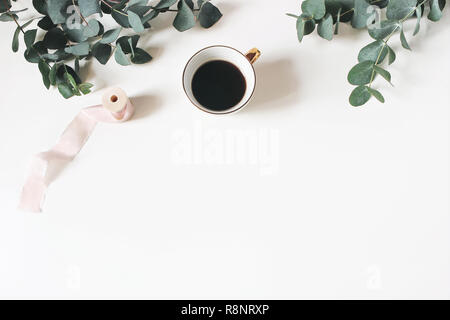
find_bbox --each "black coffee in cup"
[191,60,246,112]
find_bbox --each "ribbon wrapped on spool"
[19,87,134,212]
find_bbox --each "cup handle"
[245,48,261,64]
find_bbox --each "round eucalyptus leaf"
[347,61,375,85]
[43,27,67,49]
[349,85,371,106]
[358,40,388,63]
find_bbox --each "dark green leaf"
[112,9,130,28]
[49,63,58,85]
[349,85,371,106]
[37,16,55,30]
[38,59,51,89]
[58,83,74,99]
[24,29,37,50]
[43,28,68,49]
[32,0,48,15]
[198,2,222,28]
[116,35,139,54]
[131,47,152,64]
[348,61,375,86]
[92,42,112,64]
[12,26,20,52]
[0,0,11,13]
[24,41,48,63]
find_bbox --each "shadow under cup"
[183,46,256,115]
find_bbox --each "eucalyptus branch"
[289,0,447,106]
[0,0,223,99]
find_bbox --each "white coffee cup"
[182,45,261,115]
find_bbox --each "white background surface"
[0,0,449,299]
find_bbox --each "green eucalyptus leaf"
[302,0,326,20]
[114,43,131,66]
[349,85,371,107]
[65,42,90,56]
[131,47,152,64]
[334,7,341,35]
[428,0,443,21]
[296,16,305,42]
[78,0,101,17]
[154,0,177,9]
[58,83,74,99]
[24,29,37,49]
[37,16,55,30]
[352,0,374,29]
[400,29,411,50]
[100,28,122,44]
[373,65,392,84]
[368,20,399,40]
[49,63,58,86]
[38,59,51,89]
[367,87,385,103]
[112,9,130,28]
[128,10,145,33]
[12,26,20,52]
[43,28,68,49]
[413,5,422,36]
[24,41,48,63]
[116,35,139,54]
[173,0,196,32]
[387,46,396,65]
[198,2,222,28]
[348,61,375,86]
[92,42,112,64]
[79,83,94,95]
[47,0,70,24]
[358,40,388,63]
[83,19,101,38]
[0,0,11,13]
[386,0,417,20]
[32,0,47,15]
[302,14,315,35]
[317,13,333,40]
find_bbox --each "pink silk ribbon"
[19,88,134,212]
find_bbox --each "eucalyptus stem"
[368,0,430,88]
